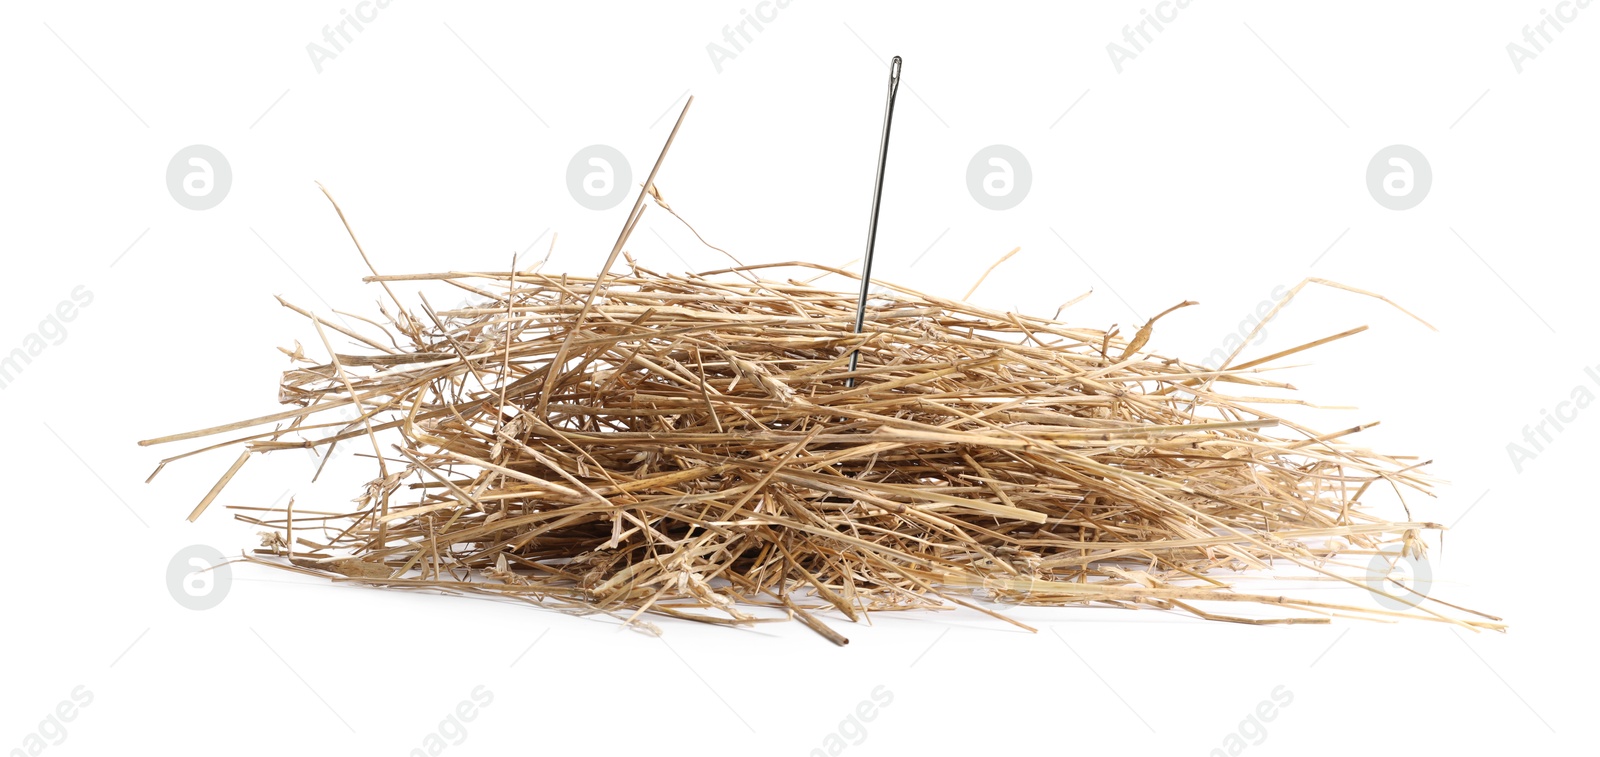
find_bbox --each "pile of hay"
[142,248,1500,643]
[143,105,1499,641]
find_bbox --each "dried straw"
[140,238,1501,643]
[141,100,1499,642]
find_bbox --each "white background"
[1,1,1593,754]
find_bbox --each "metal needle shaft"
[847,55,901,387]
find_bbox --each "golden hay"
[142,250,1500,644]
